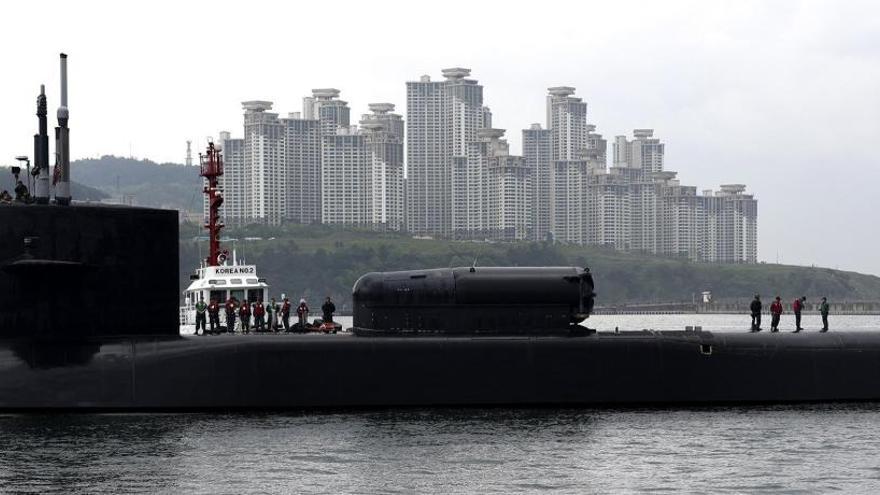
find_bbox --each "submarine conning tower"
[0,205,180,339]
[0,52,180,340]
[352,266,595,336]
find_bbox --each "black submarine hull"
[2,330,880,409]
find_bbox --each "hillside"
[179,223,880,309]
[71,156,200,211]
[0,168,109,201]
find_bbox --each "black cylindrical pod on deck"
[352,266,595,335]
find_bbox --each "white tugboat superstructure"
[180,254,270,328]
[179,141,271,333]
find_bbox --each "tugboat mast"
[200,142,228,266]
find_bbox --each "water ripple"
[3,404,880,493]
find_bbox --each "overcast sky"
[1,0,878,275]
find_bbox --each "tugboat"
[178,142,270,332]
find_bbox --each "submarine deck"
[1,329,879,409]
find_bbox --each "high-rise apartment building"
[242,100,286,225]
[547,87,588,161]
[282,115,322,223]
[215,131,246,226]
[613,129,664,172]
[656,173,700,260]
[303,88,351,135]
[523,124,553,242]
[587,170,630,249]
[545,86,593,244]
[321,127,371,225]
[452,129,498,238]
[210,71,756,264]
[713,185,758,263]
[487,152,533,241]
[361,103,405,230]
[406,68,490,236]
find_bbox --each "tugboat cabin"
[185,264,268,305]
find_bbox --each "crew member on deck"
[239,299,251,334]
[749,294,762,332]
[268,297,279,332]
[194,298,207,336]
[322,296,336,323]
[770,296,783,333]
[0,190,12,203]
[280,297,291,332]
[820,297,830,332]
[253,299,266,332]
[225,297,237,333]
[13,181,29,202]
[297,299,309,330]
[208,298,221,334]
[793,296,806,332]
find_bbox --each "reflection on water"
[2,405,880,493]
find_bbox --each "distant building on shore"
[206,67,757,263]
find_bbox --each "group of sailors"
[0,181,32,203]
[749,295,831,333]
[193,296,337,336]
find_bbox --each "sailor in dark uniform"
[194,299,207,336]
[207,299,221,334]
[749,295,762,332]
[322,297,336,323]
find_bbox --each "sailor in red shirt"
[253,300,266,332]
[296,299,309,330]
[280,297,292,332]
[225,297,237,333]
[792,296,806,332]
[769,296,783,333]
[207,299,221,334]
[238,299,251,334]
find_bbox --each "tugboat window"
[210,290,226,302]
[231,278,243,285]
[247,278,259,284]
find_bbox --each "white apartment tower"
[303,88,351,135]
[453,128,508,239]
[715,184,758,263]
[215,101,323,226]
[242,101,286,225]
[406,68,490,236]
[361,103,405,230]
[321,126,371,225]
[282,114,322,224]
[523,124,553,242]
[546,86,591,244]
[587,170,630,249]
[487,152,533,241]
[215,131,246,226]
[613,129,665,173]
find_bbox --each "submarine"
[3,54,880,410]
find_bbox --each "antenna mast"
[199,142,228,266]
